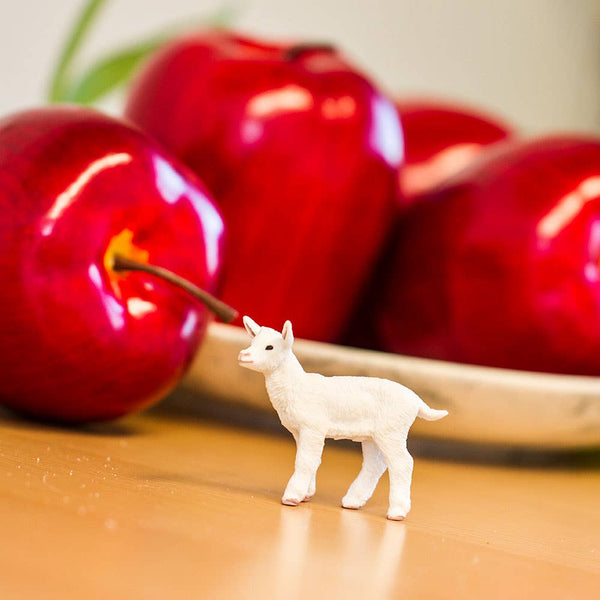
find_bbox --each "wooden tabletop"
[0,406,598,600]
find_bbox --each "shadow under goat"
[238,316,448,520]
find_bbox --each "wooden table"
[0,406,598,599]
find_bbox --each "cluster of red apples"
[2,30,599,423]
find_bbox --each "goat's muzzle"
[238,349,253,364]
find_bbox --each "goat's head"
[238,316,294,373]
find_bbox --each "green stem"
[48,0,108,102]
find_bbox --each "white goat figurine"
[238,316,448,520]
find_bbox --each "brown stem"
[112,254,238,323]
[284,43,336,61]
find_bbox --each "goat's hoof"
[342,496,365,510]
[386,510,407,521]
[281,496,302,506]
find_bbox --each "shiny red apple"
[125,30,403,342]
[397,98,512,203]
[0,105,225,421]
[374,135,600,375]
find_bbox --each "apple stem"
[284,43,335,61]
[112,254,238,323]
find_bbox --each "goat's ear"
[243,316,260,338]
[282,320,294,346]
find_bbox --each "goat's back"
[299,372,422,428]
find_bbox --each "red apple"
[374,135,600,375]
[125,30,403,342]
[397,98,512,203]
[0,105,226,421]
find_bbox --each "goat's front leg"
[282,429,325,506]
[305,472,317,501]
[290,430,316,501]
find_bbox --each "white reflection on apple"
[241,84,315,145]
[87,264,125,330]
[42,152,133,236]
[246,84,314,119]
[153,155,224,278]
[180,310,198,340]
[584,220,600,283]
[401,142,482,198]
[369,96,404,167]
[240,119,263,144]
[126,297,157,319]
[153,155,187,204]
[189,189,223,278]
[537,175,600,240]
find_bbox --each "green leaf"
[48,0,108,103]
[199,4,238,29]
[57,4,237,105]
[64,36,166,104]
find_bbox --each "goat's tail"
[417,401,448,421]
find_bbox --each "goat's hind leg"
[373,432,413,521]
[282,430,325,506]
[342,440,387,510]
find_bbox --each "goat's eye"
[265,345,274,351]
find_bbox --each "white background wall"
[1,0,599,134]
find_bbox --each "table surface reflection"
[0,407,598,599]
